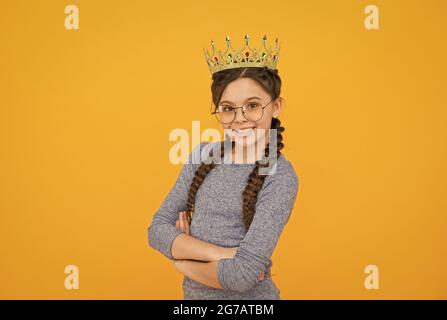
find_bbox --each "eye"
[246,102,261,109]
[219,105,234,112]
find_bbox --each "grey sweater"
[148,141,299,299]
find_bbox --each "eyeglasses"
[211,98,276,124]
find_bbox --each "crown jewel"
[203,34,280,75]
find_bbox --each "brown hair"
[186,66,285,231]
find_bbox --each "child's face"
[218,77,283,150]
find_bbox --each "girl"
[148,36,299,299]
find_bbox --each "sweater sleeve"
[147,142,207,260]
[217,159,299,293]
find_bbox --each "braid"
[241,117,284,230]
[186,136,233,222]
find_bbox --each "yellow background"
[1,0,446,299]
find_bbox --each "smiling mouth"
[232,127,256,138]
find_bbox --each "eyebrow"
[219,96,262,105]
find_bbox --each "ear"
[272,97,284,118]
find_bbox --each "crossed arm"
[170,211,265,289]
[148,143,297,292]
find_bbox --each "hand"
[173,217,265,282]
[175,211,190,235]
[218,247,239,260]
[173,259,184,271]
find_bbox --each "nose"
[234,107,246,123]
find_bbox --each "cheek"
[254,117,272,130]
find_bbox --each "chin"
[233,135,260,150]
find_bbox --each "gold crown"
[203,34,280,75]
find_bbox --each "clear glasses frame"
[210,98,276,124]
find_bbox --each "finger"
[184,212,190,235]
[179,212,185,232]
[175,220,180,230]
[259,272,265,281]
[181,212,187,232]
[185,211,191,225]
